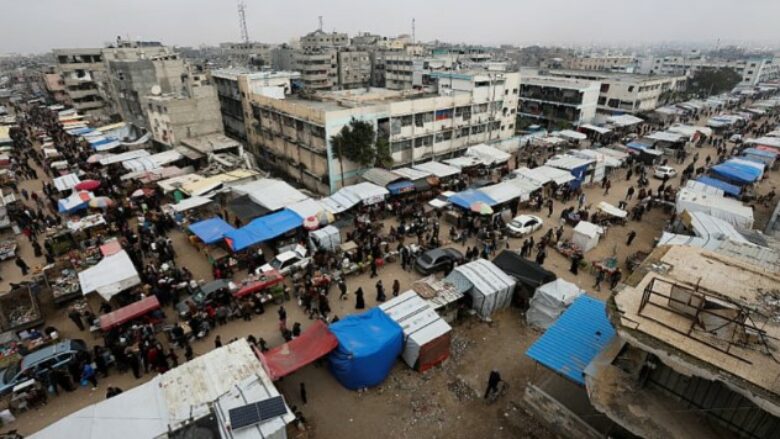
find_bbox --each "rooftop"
[180,133,241,154]
[521,75,600,90]
[549,68,681,83]
[212,68,300,81]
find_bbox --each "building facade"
[294,49,338,90]
[638,55,780,86]
[53,48,111,122]
[562,54,635,72]
[219,42,273,67]
[517,76,600,127]
[337,49,371,89]
[143,84,223,148]
[41,68,69,105]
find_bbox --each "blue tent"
[188,217,235,245]
[449,189,497,209]
[224,208,303,251]
[696,176,741,197]
[329,308,403,390]
[387,180,415,195]
[710,162,760,185]
[743,147,777,159]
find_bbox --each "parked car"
[0,339,88,396]
[506,214,544,237]
[414,248,464,274]
[653,165,678,179]
[258,245,311,276]
[175,278,234,316]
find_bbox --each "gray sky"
[2,0,779,53]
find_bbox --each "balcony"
[67,88,99,100]
[74,100,105,111]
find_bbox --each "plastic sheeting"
[710,162,761,185]
[224,209,303,251]
[53,173,81,192]
[449,189,497,209]
[445,259,516,320]
[78,250,141,301]
[695,176,741,197]
[99,296,160,331]
[675,188,753,229]
[233,178,310,211]
[412,160,461,178]
[261,320,338,380]
[465,143,511,166]
[329,308,403,390]
[379,291,452,371]
[57,190,93,213]
[527,279,584,329]
[572,221,603,253]
[188,217,235,245]
[491,251,556,289]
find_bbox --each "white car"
[653,165,677,180]
[506,215,544,237]
[257,246,310,275]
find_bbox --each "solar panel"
[229,396,287,430]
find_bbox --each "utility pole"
[238,1,249,44]
[412,18,416,44]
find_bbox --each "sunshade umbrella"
[75,179,101,191]
[131,188,155,198]
[89,196,114,209]
[303,216,320,230]
[470,201,493,215]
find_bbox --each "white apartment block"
[638,56,780,86]
[517,76,600,126]
[562,54,635,72]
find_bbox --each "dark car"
[415,248,465,274]
[175,279,233,316]
[0,339,88,396]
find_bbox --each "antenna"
[412,18,416,44]
[238,1,249,44]
[318,16,323,32]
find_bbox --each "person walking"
[81,362,98,390]
[68,307,85,331]
[375,280,386,302]
[610,269,623,290]
[370,258,378,278]
[484,370,502,399]
[300,382,308,405]
[626,186,635,200]
[338,278,348,300]
[535,248,546,265]
[547,199,554,218]
[392,279,400,297]
[214,335,222,349]
[355,287,365,309]
[15,257,29,276]
[278,306,287,330]
[569,253,582,275]
[626,230,637,246]
[603,179,612,195]
[593,269,605,291]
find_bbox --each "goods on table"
[555,240,583,259]
[51,268,80,300]
[0,239,16,260]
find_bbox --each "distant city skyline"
[2,0,779,54]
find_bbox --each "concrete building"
[244,70,520,194]
[638,55,780,86]
[337,49,371,89]
[219,42,274,68]
[517,76,600,128]
[143,83,223,148]
[53,48,111,121]
[295,49,338,90]
[562,54,635,72]
[270,44,296,71]
[41,68,69,105]
[300,30,349,52]
[548,69,686,114]
[212,69,299,143]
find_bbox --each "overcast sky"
[2,0,779,54]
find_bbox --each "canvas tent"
[412,160,460,178]
[527,279,585,329]
[233,178,310,211]
[675,188,753,229]
[78,250,141,301]
[511,166,575,186]
[694,176,740,197]
[445,259,516,320]
[572,221,604,253]
[379,291,452,372]
[328,308,403,390]
[224,209,303,251]
[53,173,81,192]
[465,143,511,166]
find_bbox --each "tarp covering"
[695,176,741,197]
[224,208,303,251]
[171,196,212,212]
[683,211,749,244]
[78,250,141,301]
[527,279,585,329]
[361,168,403,187]
[262,320,338,380]
[607,114,644,127]
[597,201,627,218]
[320,187,362,214]
[99,296,160,331]
[412,160,461,178]
[728,158,765,178]
[329,308,403,390]
[233,178,310,211]
[57,190,93,213]
[449,189,497,209]
[53,173,81,192]
[387,179,415,195]
[465,143,511,166]
[479,180,532,204]
[98,149,150,165]
[379,291,452,371]
[572,221,603,253]
[227,194,269,223]
[526,296,616,385]
[710,162,761,185]
[491,251,556,288]
[512,166,576,186]
[188,217,235,245]
[553,130,587,141]
[445,259,516,319]
[676,188,753,229]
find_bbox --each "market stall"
[78,250,142,302]
[0,285,44,332]
[527,279,584,329]
[571,221,604,253]
[99,296,161,332]
[43,260,81,304]
[444,259,516,320]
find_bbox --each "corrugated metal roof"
[392,167,431,181]
[361,168,402,187]
[412,160,460,178]
[526,295,615,385]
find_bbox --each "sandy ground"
[1,109,778,438]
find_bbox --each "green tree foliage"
[374,137,393,169]
[330,118,380,186]
[686,67,742,98]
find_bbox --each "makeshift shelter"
[511,166,575,186]
[449,189,497,209]
[57,191,93,213]
[261,320,339,380]
[171,196,212,213]
[682,211,749,244]
[227,194,269,223]
[99,296,160,331]
[224,209,303,251]
[379,291,452,372]
[78,250,141,301]
[445,259,516,320]
[675,188,753,229]
[527,279,585,329]
[742,148,777,168]
[552,130,587,141]
[727,158,765,179]
[694,176,741,198]
[287,198,328,222]
[319,187,363,214]
[412,160,461,178]
[98,149,150,165]
[233,178,310,211]
[710,162,761,186]
[572,221,604,253]
[328,308,403,390]
[361,168,414,194]
[596,201,627,219]
[465,143,511,166]
[53,173,81,192]
[188,217,236,245]
[309,225,340,252]
[607,114,643,127]
[526,296,616,385]
[492,251,556,290]
[545,155,594,188]
[478,180,534,204]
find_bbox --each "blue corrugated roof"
[224,208,303,251]
[696,176,741,197]
[449,189,497,209]
[526,296,615,385]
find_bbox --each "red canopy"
[75,179,101,191]
[260,320,338,380]
[233,270,284,298]
[99,296,160,331]
[99,240,122,256]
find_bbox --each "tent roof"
[512,165,576,186]
[171,196,212,212]
[646,131,686,143]
[580,124,611,134]
[99,296,160,331]
[188,217,236,245]
[451,259,516,295]
[743,147,778,159]
[535,279,584,305]
[449,189,497,209]
[546,154,593,171]
[553,129,587,141]
[574,221,604,238]
[492,251,556,288]
[443,155,484,169]
[224,209,303,251]
[98,149,150,165]
[233,178,310,211]
[607,114,644,127]
[261,320,338,380]
[686,179,725,197]
[526,296,615,385]
[53,173,81,191]
[361,168,403,187]
[684,211,749,244]
[78,250,141,301]
[412,160,461,178]
[343,182,389,204]
[320,188,362,214]
[695,176,741,197]
[287,198,327,220]
[710,162,760,185]
[392,167,431,180]
[465,143,511,166]
[379,291,451,345]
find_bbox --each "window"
[415,112,432,127]
[414,135,433,147]
[391,140,411,152]
[435,130,453,142]
[628,86,634,92]
[435,109,453,121]
[400,115,413,127]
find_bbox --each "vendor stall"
[0,239,16,260]
[444,259,516,320]
[78,250,142,302]
[527,279,584,329]
[0,285,44,332]
[43,261,81,304]
[571,221,604,253]
[99,296,161,331]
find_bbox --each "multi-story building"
[242,70,520,194]
[143,83,223,148]
[562,54,635,72]
[517,76,600,128]
[53,48,111,121]
[211,69,299,143]
[548,69,686,114]
[294,49,338,90]
[336,49,371,89]
[219,42,273,68]
[638,55,780,86]
[300,30,349,52]
[41,67,69,105]
[270,44,296,71]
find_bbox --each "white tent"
[676,189,753,229]
[511,166,576,186]
[445,259,516,320]
[607,114,644,127]
[78,250,141,301]
[465,143,511,166]
[572,221,604,253]
[527,279,585,329]
[53,173,81,192]
[553,130,587,141]
[171,196,213,212]
[412,160,460,178]
[379,291,452,371]
[685,180,725,197]
[233,178,310,211]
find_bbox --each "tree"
[330,118,378,187]
[375,137,393,169]
[686,67,742,99]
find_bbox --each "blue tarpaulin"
[526,296,615,385]
[449,189,497,209]
[224,209,303,251]
[626,141,648,150]
[710,162,760,185]
[743,148,777,159]
[66,127,93,136]
[329,308,403,390]
[386,180,415,195]
[696,176,741,197]
[188,217,235,245]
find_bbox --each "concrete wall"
[524,384,602,439]
[145,86,223,147]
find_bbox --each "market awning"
[526,296,615,385]
[260,320,339,380]
[54,173,81,192]
[171,196,213,213]
[188,217,236,245]
[553,130,587,141]
[99,296,160,331]
[224,209,303,251]
[607,114,644,127]
[449,189,497,209]
[228,194,270,223]
[580,124,611,135]
[78,250,141,302]
[58,191,93,213]
[387,179,415,195]
[710,162,761,185]
[696,176,741,197]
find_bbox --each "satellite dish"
[150,85,162,96]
